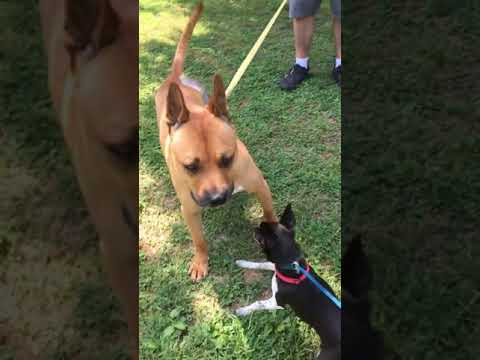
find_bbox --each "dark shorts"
[288,0,341,19]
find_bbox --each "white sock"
[335,58,342,68]
[295,57,309,69]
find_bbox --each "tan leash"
[225,0,288,98]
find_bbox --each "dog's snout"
[193,186,233,208]
[209,191,229,207]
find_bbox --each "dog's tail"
[171,2,204,77]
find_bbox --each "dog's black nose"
[209,191,229,207]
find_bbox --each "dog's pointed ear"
[208,74,230,121]
[64,0,119,69]
[167,82,190,128]
[280,204,295,230]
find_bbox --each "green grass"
[1,2,129,358]
[139,0,340,359]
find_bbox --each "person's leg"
[279,0,321,90]
[332,15,341,64]
[331,0,341,85]
[294,16,315,63]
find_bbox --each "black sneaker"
[332,63,341,86]
[279,64,309,91]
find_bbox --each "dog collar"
[275,263,310,285]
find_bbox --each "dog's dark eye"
[107,136,138,165]
[184,162,200,174]
[219,153,234,168]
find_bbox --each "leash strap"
[293,262,342,309]
[225,0,288,98]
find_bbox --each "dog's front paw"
[188,254,208,282]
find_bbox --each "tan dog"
[155,2,278,282]
[39,0,138,356]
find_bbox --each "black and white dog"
[235,205,383,360]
